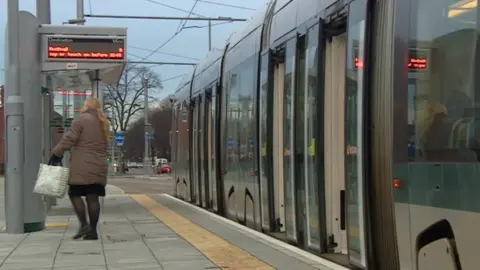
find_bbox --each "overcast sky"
[0,0,266,100]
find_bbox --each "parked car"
[113,162,129,172]
[156,163,172,174]
[127,162,138,169]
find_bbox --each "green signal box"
[106,156,111,163]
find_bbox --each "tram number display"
[46,36,125,61]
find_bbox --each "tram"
[171,0,477,269]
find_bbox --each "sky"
[0,0,266,100]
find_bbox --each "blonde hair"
[416,102,447,147]
[81,97,110,141]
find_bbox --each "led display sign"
[45,35,125,61]
[354,56,427,70]
[408,57,427,69]
[55,88,92,96]
[353,47,428,71]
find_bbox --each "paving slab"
[150,194,348,270]
[0,191,217,270]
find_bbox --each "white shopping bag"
[33,163,69,198]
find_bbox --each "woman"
[51,97,110,240]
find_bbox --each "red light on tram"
[393,178,402,188]
[354,57,364,68]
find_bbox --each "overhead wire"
[128,45,199,61]
[88,0,93,13]
[132,34,183,65]
[136,0,206,64]
[137,0,255,64]
[193,0,255,11]
[161,74,188,82]
[144,0,206,17]
[177,0,199,32]
[183,21,232,29]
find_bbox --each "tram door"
[294,36,307,248]
[191,98,201,205]
[272,49,286,234]
[203,90,214,210]
[324,34,348,254]
[205,90,214,209]
[281,38,299,244]
[199,95,207,207]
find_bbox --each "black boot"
[72,225,89,240]
[83,228,98,240]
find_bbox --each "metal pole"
[84,14,247,22]
[76,0,85,25]
[111,109,116,175]
[208,19,212,51]
[5,0,25,233]
[143,78,151,177]
[37,0,51,163]
[36,0,50,23]
[91,70,100,98]
[37,0,55,211]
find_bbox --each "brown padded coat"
[52,109,108,186]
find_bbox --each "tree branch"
[105,64,163,133]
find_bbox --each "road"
[108,168,174,195]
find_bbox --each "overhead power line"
[128,61,195,66]
[129,45,199,61]
[177,0,199,32]
[88,0,93,13]
[195,0,255,11]
[144,0,206,17]
[84,14,247,21]
[183,21,232,29]
[161,74,189,82]
[84,14,247,64]
[135,33,182,64]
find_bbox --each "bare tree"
[124,107,172,162]
[104,62,163,132]
[103,62,163,172]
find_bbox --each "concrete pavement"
[0,177,218,270]
[107,175,174,195]
[0,176,347,270]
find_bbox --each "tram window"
[225,57,256,165]
[405,0,479,162]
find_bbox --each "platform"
[0,180,348,270]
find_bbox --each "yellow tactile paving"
[131,194,274,270]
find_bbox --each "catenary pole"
[208,19,212,51]
[76,0,85,24]
[111,109,116,175]
[143,78,152,177]
[5,0,25,233]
